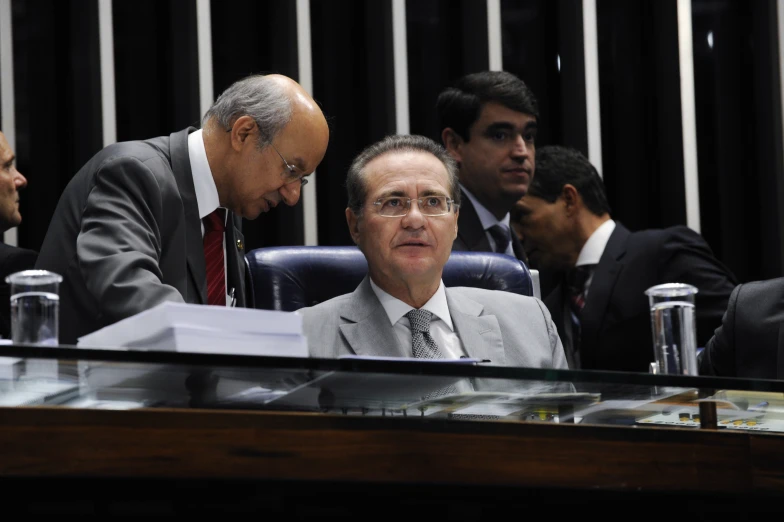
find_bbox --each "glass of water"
[645,283,699,376]
[5,270,63,345]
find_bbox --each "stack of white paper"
[77,302,308,357]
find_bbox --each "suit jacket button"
[236,239,244,251]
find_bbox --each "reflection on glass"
[0,348,782,434]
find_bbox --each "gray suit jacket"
[298,276,567,369]
[36,128,246,345]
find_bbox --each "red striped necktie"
[203,209,226,306]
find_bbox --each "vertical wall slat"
[677,0,701,233]
[0,0,16,246]
[392,0,410,134]
[196,0,213,118]
[583,0,603,177]
[487,0,502,71]
[98,0,116,147]
[297,0,318,246]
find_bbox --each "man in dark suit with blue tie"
[514,146,738,373]
[0,131,37,339]
[438,71,538,265]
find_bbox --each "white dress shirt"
[575,219,616,298]
[187,129,230,305]
[369,278,467,359]
[461,184,514,256]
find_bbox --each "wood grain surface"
[0,406,781,496]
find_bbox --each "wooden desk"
[1,406,782,515]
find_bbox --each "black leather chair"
[245,246,533,311]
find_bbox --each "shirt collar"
[461,184,510,231]
[576,219,616,266]
[187,129,221,220]
[369,278,454,331]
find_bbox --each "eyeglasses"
[225,126,308,187]
[270,142,309,187]
[372,196,458,217]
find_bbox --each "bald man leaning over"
[36,74,329,344]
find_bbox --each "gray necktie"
[406,309,444,359]
[406,308,459,402]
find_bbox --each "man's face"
[515,194,573,271]
[0,132,27,230]
[347,151,459,291]
[226,116,328,220]
[446,101,537,216]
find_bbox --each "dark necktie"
[203,209,226,306]
[565,264,595,357]
[406,309,444,359]
[488,224,511,254]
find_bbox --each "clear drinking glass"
[5,270,63,345]
[645,283,698,376]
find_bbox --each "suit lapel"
[446,289,506,365]
[579,224,630,361]
[169,127,206,304]
[456,191,493,252]
[511,233,529,266]
[545,283,567,342]
[456,189,528,265]
[545,283,575,365]
[225,214,246,307]
[338,277,407,357]
[336,279,506,363]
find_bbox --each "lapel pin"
[236,239,244,251]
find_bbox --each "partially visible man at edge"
[438,70,538,265]
[297,134,566,369]
[36,74,329,344]
[0,131,36,339]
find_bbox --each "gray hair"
[346,134,461,214]
[202,74,292,148]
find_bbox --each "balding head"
[265,74,329,174]
[201,74,329,220]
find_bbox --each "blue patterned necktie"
[488,224,511,254]
[565,264,595,361]
[567,265,594,316]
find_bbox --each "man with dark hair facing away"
[513,145,737,372]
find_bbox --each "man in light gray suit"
[298,135,567,368]
[36,74,329,344]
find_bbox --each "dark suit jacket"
[36,128,246,345]
[452,189,528,265]
[544,223,737,373]
[0,244,38,339]
[699,279,784,379]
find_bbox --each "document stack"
[77,301,308,357]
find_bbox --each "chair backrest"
[529,269,541,299]
[245,246,533,311]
